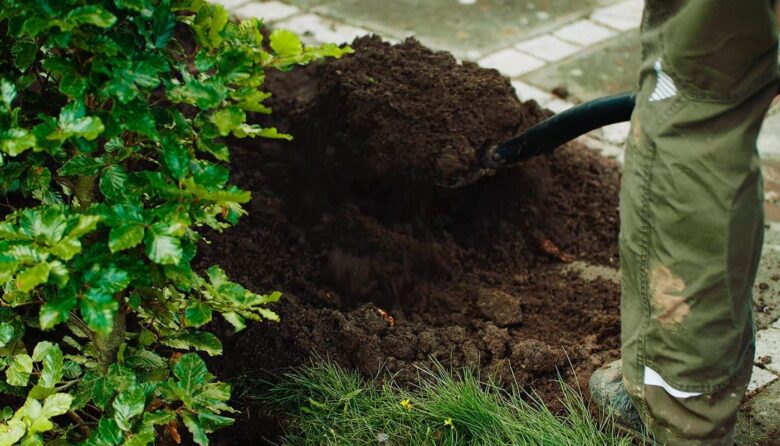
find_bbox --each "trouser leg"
[619,1,778,444]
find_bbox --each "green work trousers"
[620,1,778,444]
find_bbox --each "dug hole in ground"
[197,36,623,444]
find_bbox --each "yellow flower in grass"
[400,399,413,411]
[443,418,454,429]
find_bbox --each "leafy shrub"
[0,0,351,444]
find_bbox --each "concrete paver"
[235,1,301,21]
[755,328,780,374]
[522,30,640,102]
[553,19,616,46]
[479,48,545,77]
[759,110,780,161]
[275,13,370,44]
[515,35,580,62]
[213,0,251,8]
[753,221,780,330]
[736,380,780,445]
[294,0,611,60]
[590,0,644,31]
[748,366,778,395]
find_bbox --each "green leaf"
[70,214,102,238]
[124,348,166,370]
[0,419,26,445]
[80,265,131,294]
[0,323,15,349]
[91,376,115,411]
[152,6,176,48]
[1,129,36,156]
[90,417,123,446]
[182,412,208,446]
[49,237,82,260]
[269,29,303,58]
[99,165,128,201]
[61,6,117,30]
[210,107,245,136]
[11,40,37,72]
[41,393,72,418]
[161,142,190,180]
[16,262,51,292]
[232,124,292,141]
[1,80,16,108]
[191,3,229,48]
[113,385,146,431]
[52,103,104,141]
[103,60,163,103]
[31,341,54,362]
[40,344,63,388]
[184,301,212,328]
[162,331,222,356]
[6,354,32,387]
[39,293,77,330]
[109,224,144,253]
[144,223,182,265]
[170,78,227,109]
[80,297,118,335]
[58,155,104,176]
[28,384,55,400]
[196,411,233,431]
[173,353,209,396]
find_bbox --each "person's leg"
[617,1,777,444]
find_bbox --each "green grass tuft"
[257,360,639,446]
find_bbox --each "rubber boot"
[588,360,644,435]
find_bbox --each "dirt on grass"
[197,36,623,444]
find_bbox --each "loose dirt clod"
[301,36,548,186]
[198,37,623,445]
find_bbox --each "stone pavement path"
[215,0,780,441]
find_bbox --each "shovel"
[447,92,636,187]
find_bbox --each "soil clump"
[197,37,623,444]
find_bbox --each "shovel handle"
[487,92,636,167]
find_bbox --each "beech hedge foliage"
[0,1,351,444]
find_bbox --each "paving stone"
[597,121,630,145]
[212,0,251,10]
[590,0,643,32]
[755,328,780,374]
[553,19,617,47]
[747,366,778,395]
[544,98,574,113]
[275,13,370,45]
[511,80,555,105]
[758,110,780,160]
[754,221,780,330]
[523,30,640,102]
[736,379,780,445]
[578,135,625,163]
[235,1,301,22]
[479,48,545,78]
[515,34,580,62]
[287,0,609,60]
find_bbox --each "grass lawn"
[254,360,645,445]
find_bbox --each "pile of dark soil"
[198,37,623,444]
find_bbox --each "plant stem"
[94,310,126,373]
[73,175,95,209]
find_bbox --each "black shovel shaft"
[489,92,637,166]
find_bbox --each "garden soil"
[198,36,623,444]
